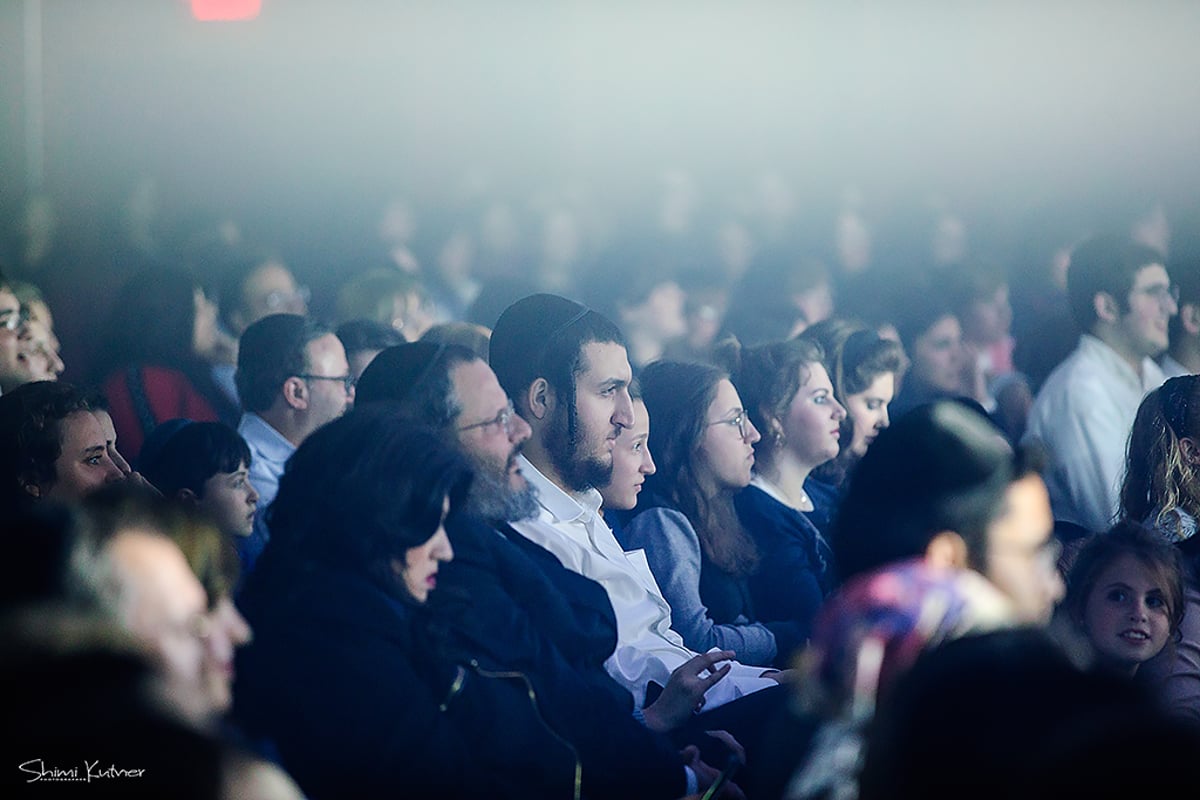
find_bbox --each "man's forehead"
[451,362,506,412]
[577,340,631,382]
[1132,263,1169,287]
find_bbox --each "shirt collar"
[517,454,603,524]
[238,412,296,463]
[1078,333,1163,391]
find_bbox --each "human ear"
[1181,437,1200,467]
[1093,292,1119,324]
[176,488,200,506]
[21,480,40,499]
[284,377,307,410]
[925,530,968,570]
[526,378,552,421]
[1182,303,1200,336]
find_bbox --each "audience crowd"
[3,182,1200,798]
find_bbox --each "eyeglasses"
[707,408,752,439]
[1133,283,1180,306]
[457,399,517,436]
[298,373,356,394]
[0,306,28,332]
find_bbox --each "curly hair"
[1120,375,1200,537]
[0,381,95,510]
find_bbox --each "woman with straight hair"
[615,360,803,667]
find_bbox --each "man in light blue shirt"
[235,313,353,575]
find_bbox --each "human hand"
[681,742,747,800]
[761,667,801,684]
[643,649,734,733]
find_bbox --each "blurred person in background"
[94,267,239,461]
[1024,235,1176,533]
[335,268,435,342]
[1160,264,1199,378]
[335,318,405,382]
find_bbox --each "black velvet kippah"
[354,342,449,405]
[489,293,590,400]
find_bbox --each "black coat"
[233,554,580,800]
[435,514,688,799]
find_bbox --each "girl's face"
[1082,554,1173,674]
[782,362,846,469]
[698,379,760,493]
[844,372,895,459]
[198,461,260,538]
[600,399,656,512]
[398,497,455,603]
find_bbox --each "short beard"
[464,457,541,523]
[544,399,612,492]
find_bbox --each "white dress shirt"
[1024,335,1166,532]
[510,455,777,709]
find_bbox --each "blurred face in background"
[910,314,964,394]
[0,288,26,392]
[844,371,895,459]
[203,593,252,715]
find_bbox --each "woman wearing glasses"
[725,337,846,644]
[612,360,804,668]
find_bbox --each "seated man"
[834,401,1065,626]
[234,314,353,575]
[489,294,788,714]
[355,342,739,798]
[1024,235,1176,532]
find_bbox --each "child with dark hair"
[1066,522,1184,678]
[138,420,260,574]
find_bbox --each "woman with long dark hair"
[233,407,582,799]
[615,360,803,667]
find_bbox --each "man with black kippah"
[354,340,735,798]
[490,294,790,740]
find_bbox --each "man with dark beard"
[353,342,740,799]
[491,294,788,723]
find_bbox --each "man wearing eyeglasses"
[234,314,354,576]
[354,340,761,798]
[490,295,791,765]
[1024,234,1178,533]
[0,273,28,396]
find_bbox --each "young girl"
[1066,521,1184,677]
[1119,374,1200,712]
